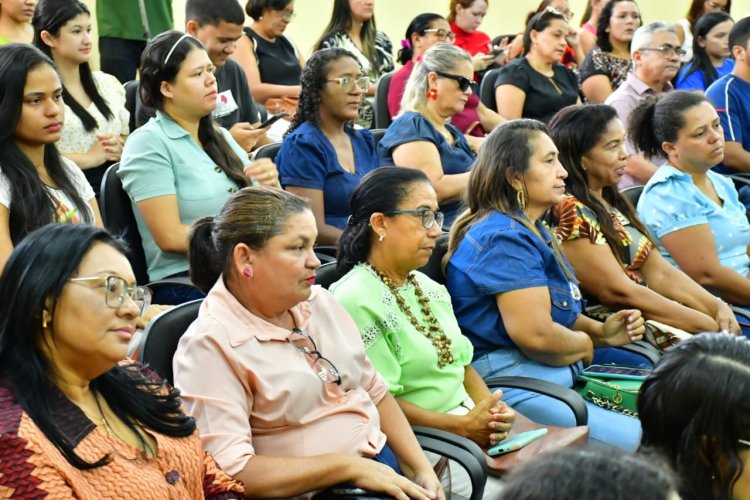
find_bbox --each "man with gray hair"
[605,21,683,188]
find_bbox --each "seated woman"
[390,13,504,137]
[315,0,394,128]
[675,11,734,92]
[447,0,504,76]
[331,167,514,497]
[379,43,476,228]
[579,0,641,104]
[639,333,750,500]
[547,104,739,336]
[231,0,304,104]
[674,0,732,63]
[0,0,35,45]
[631,91,750,322]
[174,187,443,499]
[0,223,243,498]
[495,9,579,123]
[33,0,129,196]
[0,43,100,270]
[119,31,279,305]
[445,120,645,451]
[276,48,379,245]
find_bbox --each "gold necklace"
[367,264,455,368]
[92,394,155,459]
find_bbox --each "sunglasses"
[434,71,476,92]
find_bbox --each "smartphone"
[581,364,651,381]
[488,46,505,57]
[258,111,290,129]
[487,428,548,456]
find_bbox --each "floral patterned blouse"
[553,195,654,286]
[578,47,632,98]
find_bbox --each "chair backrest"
[479,67,503,111]
[370,128,386,149]
[620,185,644,207]
[374,71,395,129]
[316,261,344,289]
[252,141,282,162]
[138,299,202,384]
[100,163,151,285]
[123,80,139,133]
[416,233,449,284]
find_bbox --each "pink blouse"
[173,278,389,477]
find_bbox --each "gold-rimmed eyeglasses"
[326,76,370,93]
[68,275,152,315]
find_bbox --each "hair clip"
[401,38,412,50]
[164,33,192,64]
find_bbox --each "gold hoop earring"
[516,189,527,211]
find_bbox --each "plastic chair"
[479,67,503,111]
[374,72,395,129]
[123,80,139,133]
[251,141,282,162]
[620,185,644,207]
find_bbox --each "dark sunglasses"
[434,71,476,92]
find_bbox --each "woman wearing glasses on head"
[276,48,379,245]
[379,43,477,228]
[0,224,244,498]
[175,187,444,499]
[674,0,731,63]
[389,13,504,139]
[231,0,304,104]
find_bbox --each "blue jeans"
[473,348,642,452]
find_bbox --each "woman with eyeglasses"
[331,167,513,498]
[379,43,476,228]
[495,9,579,123]
[231,0,304,104]
[389,13,504,139]
[639,333,750,500]
[675,0,732,63]
[445,120,645,451]
[676,11,734,91]
[175,187,444,499]
[0,223,244,498]
[276,48,379,245]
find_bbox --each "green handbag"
[576,375,642,419]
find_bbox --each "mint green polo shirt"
[96,0,173,41]
[118,111,248,281]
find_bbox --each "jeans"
[99,37,146,83]
[472,348,642,452]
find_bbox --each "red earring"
[426,88,438,100]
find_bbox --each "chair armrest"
[484,376,588,426]
[616,341,661,366]
[412,426,487,500]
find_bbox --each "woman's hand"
[348,457,440,500]
[460,391,515,447]
[98,133,124,163]
[715,300,741,335]
[243,158,280,188]
[601,309,645,346]
[471,52,495,72]
[489,37,509,66]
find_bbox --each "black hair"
[639,333,750,500]
[597,0,640,53]
[0,43,93,244]
[337,168,431,275]
[139,30,247,188]
[32,0,113,133]
[628,90,709,158]
[548,104,653,265]
[245,0,293,22]
[524,9,567,55]
[186,0,245,26]
[189,187,310,293]
[499,447,679,499]
[729,15,750,57]
[285,47,361,136]
[315,0,379,69]
[682,11,734,87]
[398,13,446,65]
[0,224,196,470]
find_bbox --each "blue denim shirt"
[445,211,583,358]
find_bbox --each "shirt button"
[562,300,568,307]
[165,470,180,485]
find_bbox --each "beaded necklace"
[367,263,455,368]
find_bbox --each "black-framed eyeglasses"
[739,439,750,447]
[289,328,342,385]
[383,209,445,230]
[639,46,687,59]
[68,275,152,315]
[434,71,476,92]
[423,29,456,42]
[326,76,370,93]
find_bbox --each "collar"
[154,110,192,140]
[449,21,471,37]
[203,276,315,346]
[627,72,674,96]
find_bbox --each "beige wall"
[85,0,750,67]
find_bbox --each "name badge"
[213,90,238,118]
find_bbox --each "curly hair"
[285,47,361,136]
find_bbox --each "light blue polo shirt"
[637,164,750,276]
[119,111,249,280]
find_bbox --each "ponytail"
[188,216,222,293]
